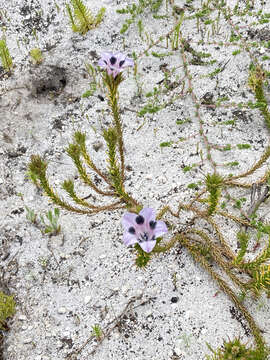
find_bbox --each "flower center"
[138,232,155,243]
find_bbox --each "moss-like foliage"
[66,0,105,35]
[117,0,163,34]
[248,64,270,131]
[0,292,16,330]
[134,243,152,267]
[0,39,12,71]
[206,173,224,215]
[28,69,138,219]
[29,48,43,65]
[206,337,268,360]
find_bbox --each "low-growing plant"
[206,337,268,360]
[0,292,16,331]
[29,48,43,65]
[28,2,270,358]
[66,0,105,35]
[0,38,12,71]
[29,53,138,220]
[40,208,61,235]
[117,0,164,34]
[248,64,270,130]
[91,324,103,340]
[25,206,37,224]
[25,206,61,235]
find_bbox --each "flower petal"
[112,69,120,78]
[121,57,134,68]
[98,52,134,77]
[107,68,114,76]
[98,59,106,68]
[98,52,113,67]
[100,51,113,61]
[139,208,156,223]
[122,212,137,230]
[139,239,156,253]
[123,232,137,246]
[114,52,126,64]
[154,220,168,237]
[114,53,134,68]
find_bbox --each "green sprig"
[0,292,16,330]
[66,0,105,34]
[206,173,223,215]
[0,39,12,71]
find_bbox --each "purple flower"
[98,52,134,78]
[122,208,168,253]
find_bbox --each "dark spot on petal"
[149,220,156,229]
[138,232,148,243]
[136,215,144,224]
[128,226,135,234]
[110,56,117,65]
[119,60,125,67]
[103,60,107,65]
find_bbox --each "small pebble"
[63,330,70,337]
[23,338,33,344]
[157,176,166,184]
[58,307,67,314]
[201,328,207,335]
[131,289,143,297]
[174,347,184,356]
[149,286,160,296]
[84,296,91,305]
[18,315,27,321]
[92,141,103,152]
[121,284,130,294]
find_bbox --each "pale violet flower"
[98,52,134,78]
[122,208,168,253]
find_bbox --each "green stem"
[180,234,265,350]
[104,73,125,183]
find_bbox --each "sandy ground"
[1,0,270,359]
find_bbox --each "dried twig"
[66,294,155,359]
